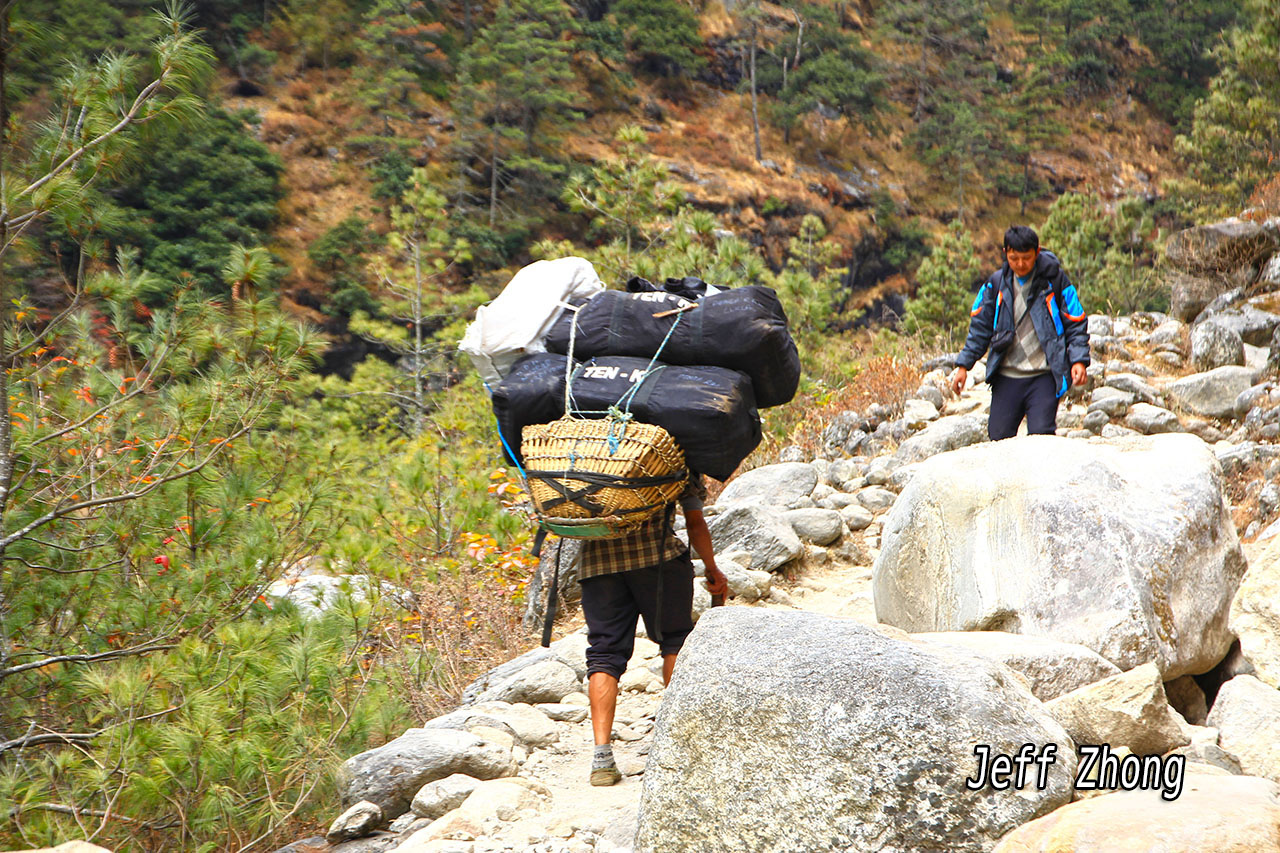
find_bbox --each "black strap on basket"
[523,467,686,515]
[541,539,562,648]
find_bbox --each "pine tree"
[562,124,680,275]
[352,0,448,128]
[902,221,982,348]
[456,0,579,226]
[1173,0,1280,214]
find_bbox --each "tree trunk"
[750,20,762,162]
[489,125,499,228]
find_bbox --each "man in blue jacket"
[948,225,1090,440]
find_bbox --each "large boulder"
[470,658,580,705]
[1232,537,1280,687]
[873,434,1246,678]
[422,701,559,748]
[913,631,1121,701]
[707,504,803,572]
[1191,320,1245,371]
[893,414,987,465]
[717,463,818,507]
[781,508,843,545]
[635,608,1076,853]
[1207,675,1280,783]
[337,729,516,820]
[993,774,1280,853]
[1166,218,1279,274]
[1166,366,1259,418]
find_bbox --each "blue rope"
[484,380,530,483]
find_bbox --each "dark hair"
[1003,225,1039,252]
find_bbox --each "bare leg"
[662,652,678,686]
[588,671,619,746]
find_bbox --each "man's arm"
[1056,269,1090,385]
[685,508,728,600]
[950,280,998,394]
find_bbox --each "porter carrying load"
[544,283,800,408]
[492,353,761,482]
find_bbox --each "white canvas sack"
[458,256,604,385]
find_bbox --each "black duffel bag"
[491,353,761,482]
[544,284,800,408]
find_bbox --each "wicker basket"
[521,416,688,538]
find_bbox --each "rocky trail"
[263,218,1280,853]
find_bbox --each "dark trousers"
[579,551,695,679]
[988,373,1059,440]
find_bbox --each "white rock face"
[873,434,1246,678]
[635,609,1076,853]
[1207,675,1280,784]
[993,774,1280,853]
[913,631,1121,701]
[1231,536,1280,688]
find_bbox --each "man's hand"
[704,564,730,600]
[1070,362,1087,386]
[949,366,968,396]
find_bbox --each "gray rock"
[855,487,896,512]
[422,701,559,748]
[707,505,803,572]
[635,609,1075,853]
[716,463,818,507]
[902,398,940,427]
[1088,386,1135,417]
[1269,326,1280,376]
[1236,382,1276,418]
[1262,253,1280,287]
[327,801,385,843]
[1100,423,1140,438]
[1204,305,1280,347]
[864,455,902,485]
[873,434,1246,678]
[781,508,844,545]
[893,414,987,465]
[914,384,945,409]
[472,658,580,705]
[1191,320,1246,370]
[410,773,482,820]
[839,504,874,531]
[338,729,515,820]
[1166,218,1279,273]
[1045,663,1190,756]
[535,702,589,723]
[1082,410,1110,433]
[461,646,576,705]
[777,445,808,463]
[1166,366,1259,419]
[1088,314,1114,336]
[1207,675,1280,783]
[1168,270,1231,321]
[1143,319,1185,347]
[1104,373,1159,404]
[1124,402,1183,434]
[522,538,582,634]
[913,631,1121,701]
[267,574,416,620]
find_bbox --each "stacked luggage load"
[461,258,800,535]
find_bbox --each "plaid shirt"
[577,475,706,580]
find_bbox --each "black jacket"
[956,251,1090,398]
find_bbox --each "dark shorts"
[579,550,695,679]
[988,372,1060,440]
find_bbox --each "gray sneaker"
[590,765,622,786]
